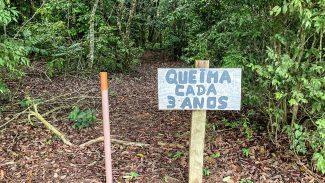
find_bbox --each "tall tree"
[88,0,100,69]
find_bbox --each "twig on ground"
[79,136,186,149]
[0,107,31,129]
[79,136,103,147]
[29,110,73,146]
[157,142,185,149]
[42,106,70,117]
[80,136,149,148]
[28,102,73,146]
[43,92,78,103]
[0,161,15,167]
[294,154,324,182]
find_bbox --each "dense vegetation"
[1,0,324,175]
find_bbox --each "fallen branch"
[80,136,185,149]
[0,161,15,167]
[157,142,185,149]
[80,136,149,148]
[29,110,73,146]
[80,136,103,147]
[112,139,150,147]
[28,101,73,146]
[42,106,70,117]
[0,107,31,129]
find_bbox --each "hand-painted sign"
[157,68,241,110]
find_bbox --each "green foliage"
[108,90,118,97]
[241,117,253,140]
[311,118,325,174]
[240,179,254,183]
[202,168,211,177]
[2,0,325,175]
[0,81,9,95]
[313,153,325,174]
[68,107,96,130]
[22,16,86,76]
[0,39,29,76]
[123,171,140,180]
[242,148,250,158]
[222,118,240,128]
[163,175,169,183]
[171,151,183,160]
[0,0,18,26]
[156,0,324,172]
[206,121,218,131]
[0,38,29,101]
[283,119,325,174]
[222,117,253,140]
[13,0,143,75]
[211,152,220,159]
[284,123,309,154]
[96,25,143,72]
[312,119,325,153]
[0,1,29,101]
[18,99,32,108]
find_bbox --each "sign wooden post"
[189,60,209,183]
[157,63,241,183]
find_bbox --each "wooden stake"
[189,60,209,183]
[100,72,113,183]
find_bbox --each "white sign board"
[158,68,241,110]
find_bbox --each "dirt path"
[0,51,321,182]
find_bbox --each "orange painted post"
[100,72,113,183]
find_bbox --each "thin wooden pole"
[100,72,113,183]
[189,60,209,183]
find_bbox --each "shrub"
[68,107,96,130]
[0,1,29,100]
[311,118,325,174]
[0,38,29,99]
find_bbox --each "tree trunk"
[3,25,6,37]
[88,0,100,69]
[124,0,138,46]
[116,0,138,68]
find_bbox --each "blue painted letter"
[196,85,206,96]
[167,96,175,109]
[188,70,197,84]
[178,71,188,84]
[180,97,192,109]
[193,97,204,109]
[220,71,231,83]
[218,96,228,109]
[207,97,217,109]
[186,85,195,96]
[207,71,219,83]
[175,85,184,96]
[206,84,217,95]
[165,69,177,84]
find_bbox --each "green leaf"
[289,99,297,106]
[282,3,288,14]
[271,6,281,16]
